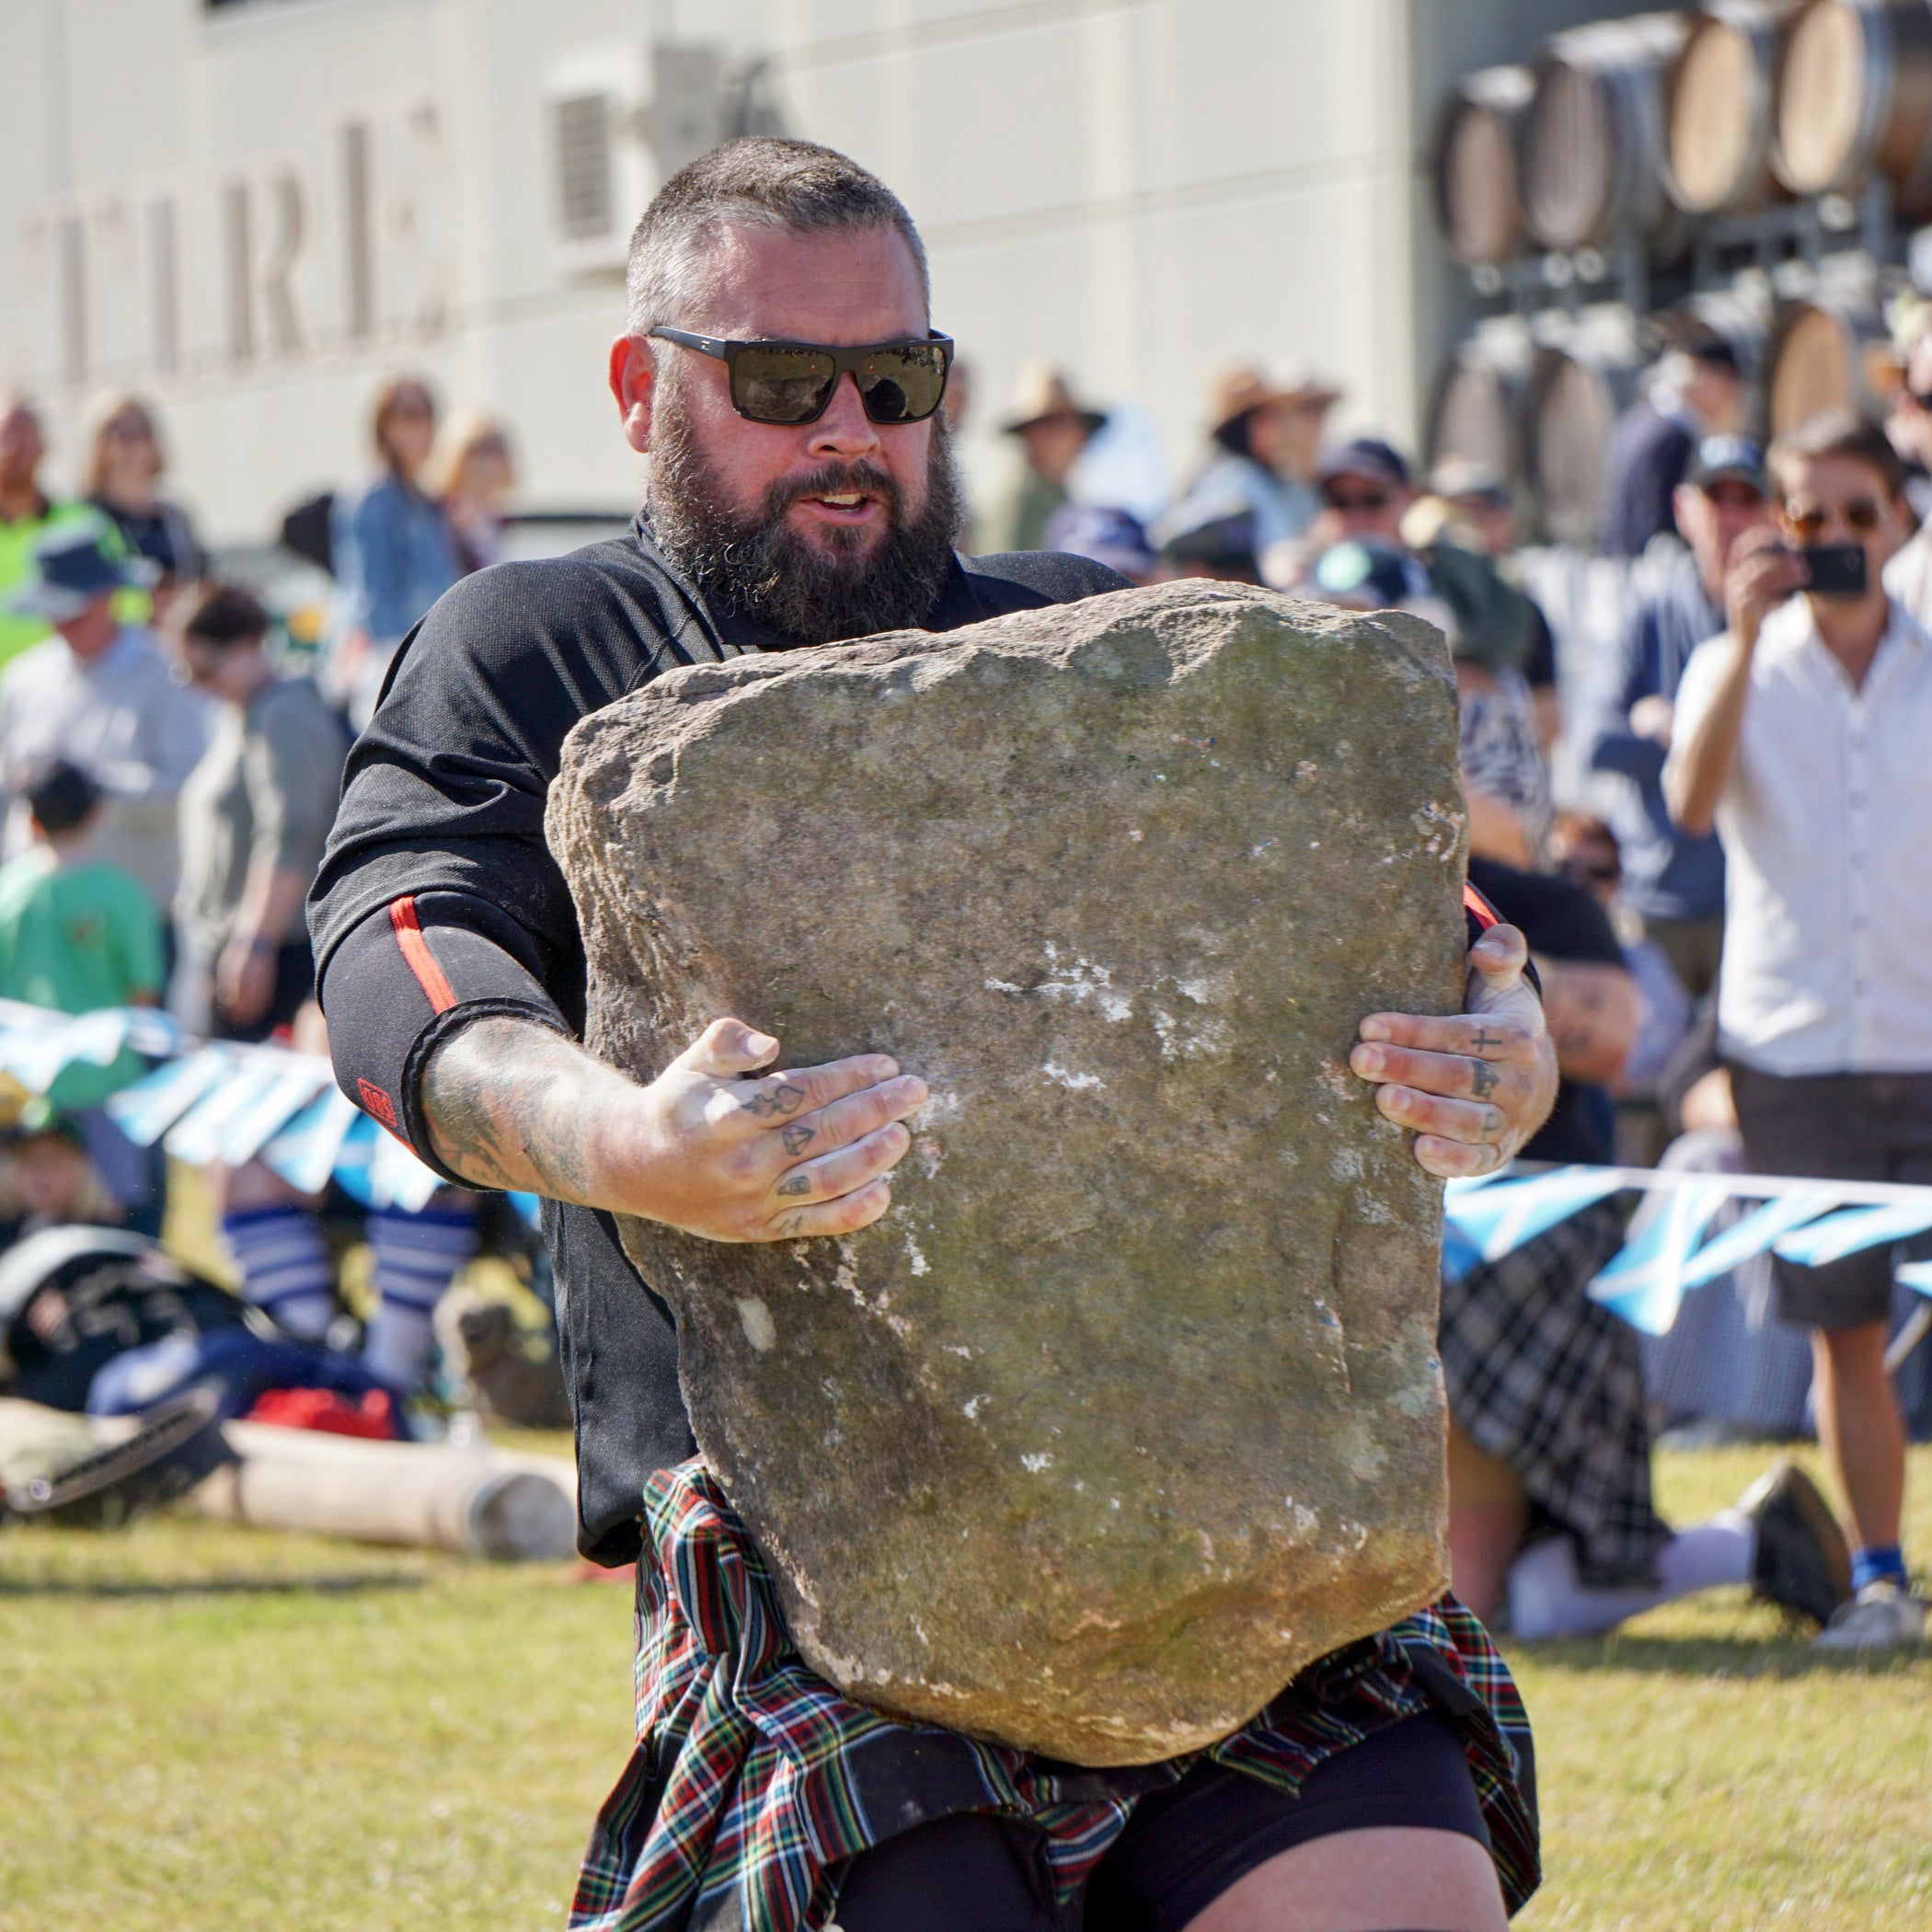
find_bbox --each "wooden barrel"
[1426,322,1535,489]
[1522,12,1694,249]
[1763,286,1898,431]
[1773,0,1932,211]
[1433,65,1535,265]
[1665,2,1802,212]
[1525,309,1647,546]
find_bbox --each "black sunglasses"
[648,328,953,426]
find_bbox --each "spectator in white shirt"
[1666,408,1932,1650]
[0,517,211,914]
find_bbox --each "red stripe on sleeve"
[389,896,458,1014]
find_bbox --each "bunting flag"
[0,997,444,1212]
[106,1042,444,1211]
[1581,1179,1730,1337]
[1444,1163,1932,1340]
[1440,1167,1628,1280]
[0,996,1926,1294]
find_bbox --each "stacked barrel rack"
[1431,0,1932,543]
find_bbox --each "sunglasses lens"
[857,342,949,424]
[731,347,838,424]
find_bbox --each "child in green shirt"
[0,759,164,1108]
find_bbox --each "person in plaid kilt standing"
[312,140,1564,1931]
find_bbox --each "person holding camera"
[1665,408,1932,1650]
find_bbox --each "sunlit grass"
[3,1443,1928,1928]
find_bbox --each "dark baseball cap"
[1685,434,1767,496]
[1317,437,1413,490]
[3,516,158,620]
[25,760,101,835]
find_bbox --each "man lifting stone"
[311,139,1558,1932]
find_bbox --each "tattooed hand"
[421,1014,926,1241]
[1347,922,1558,1179]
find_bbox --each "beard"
[647,376,967,646]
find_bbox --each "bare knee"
[1183,1826,1508,1932]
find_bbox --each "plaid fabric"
[570,1461,1540,1932]
[1441,1194,1671,1586]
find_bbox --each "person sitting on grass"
[1443,846,1853,1642]
[0,1118,122,1245]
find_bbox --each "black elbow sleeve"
[319,891,572,1187]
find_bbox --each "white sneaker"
[1811,1581,1927,1651]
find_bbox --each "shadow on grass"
[0,1572,427,1600]
[1513,1630,1927,1679]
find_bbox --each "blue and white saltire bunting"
[1441,1167,1628,1281]
[1673,1191,1839,1290]
[1445,1162,1932,1341]
[1771,1198,1932,1268]
[98,1027,444,1208]
[1585,1179,1731,1336]
[259,1087,362,1197]
[164,1053,298,1166]
[105,1047,232,1144]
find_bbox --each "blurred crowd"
[0,381,531,1432]
[0,304,1928,1640]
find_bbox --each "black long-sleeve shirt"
[308,518,1128,1561]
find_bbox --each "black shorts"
[1730,1065,1932,1331]
[831,1708,1490,1932]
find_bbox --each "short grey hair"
[625,137,929,335]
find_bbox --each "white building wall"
[2,0,1425,543]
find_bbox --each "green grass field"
[4,1441,1928,1930]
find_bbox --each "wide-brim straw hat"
[1207,361,1343,432]
[1001,362,1107,436]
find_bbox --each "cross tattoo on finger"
[1468,1029,1505,1054]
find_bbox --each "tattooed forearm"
[422,1017,602,1198]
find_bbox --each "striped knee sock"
[222,1204,337,1340]
[362,1202,479,1390]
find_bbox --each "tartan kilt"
[1440,1195,1672,1587]
[570,1460,1541,1932]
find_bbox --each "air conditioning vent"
[555,92,614,240]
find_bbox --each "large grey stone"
[546,581,1467,1765]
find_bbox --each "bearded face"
[646,362,967,646]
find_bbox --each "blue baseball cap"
[1317,437,1413,490]
[1685,434,1767,495]
[3,518,159,621]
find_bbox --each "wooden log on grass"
[190,1423,578,1561]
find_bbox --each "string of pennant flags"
[0,995,1926,1333]
[0,997,455,1215]
[1444,1165,1932,1342]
